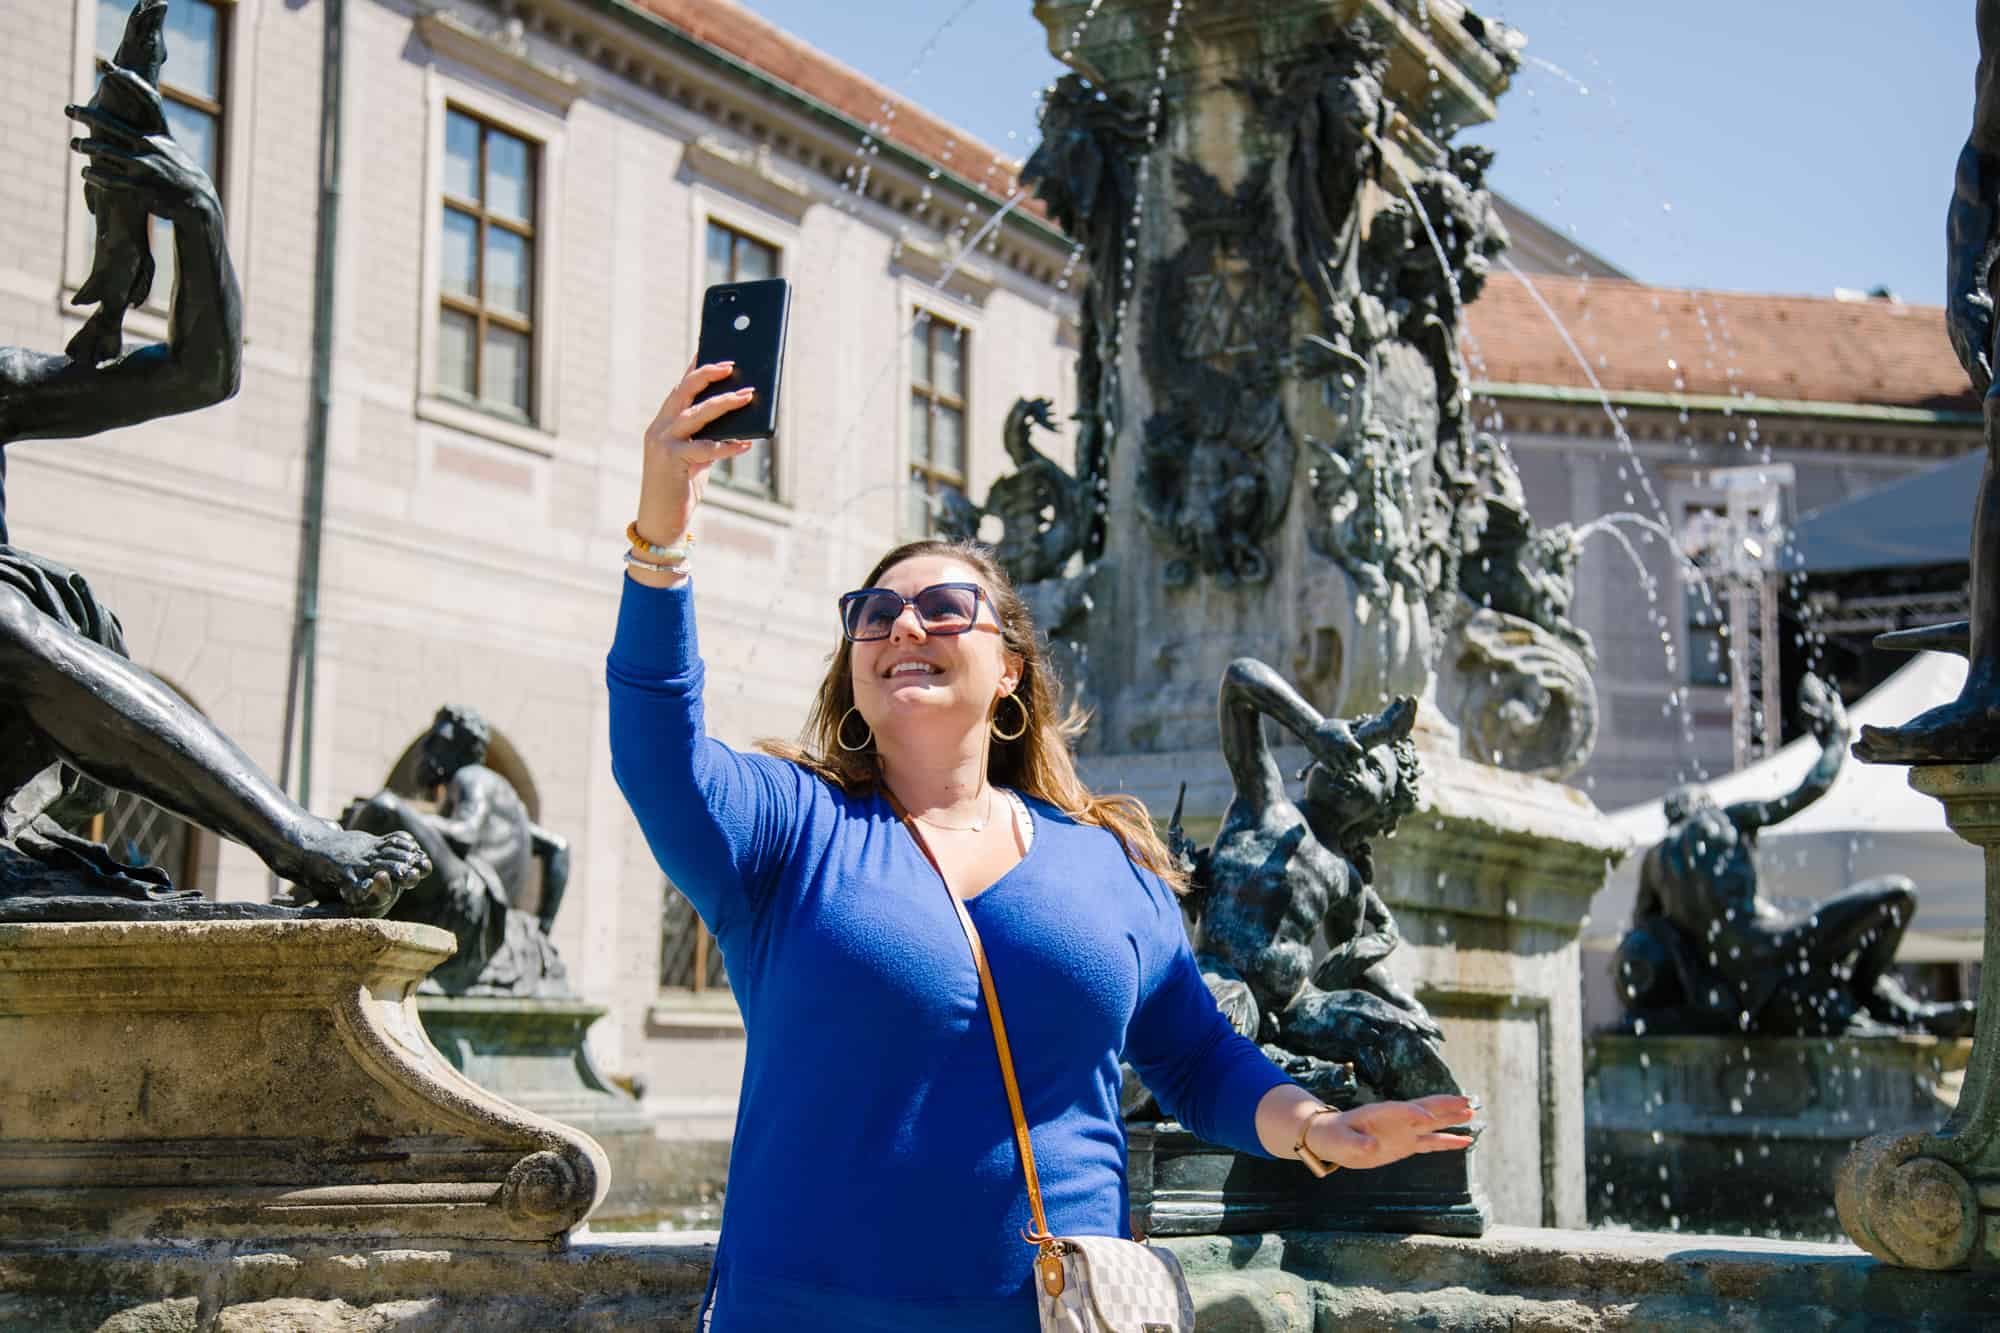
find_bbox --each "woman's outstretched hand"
[632,360,756,586]
[1306,1094,1477,1170]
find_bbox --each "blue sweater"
[606,578,1290,1332]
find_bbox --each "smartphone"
[692,277,791,440]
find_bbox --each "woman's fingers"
[1411,1094,1479,1125]
[675,385,755,437]
[654,360,734,423]
[675,438,752,462]
[1322,1097,1478,1169]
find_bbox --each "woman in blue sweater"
[607,362,1476,1331]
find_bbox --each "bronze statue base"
[1127,1121,1489,1239]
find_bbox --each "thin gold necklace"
[911,786,994,833]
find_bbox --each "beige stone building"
[0,0,1079,1149]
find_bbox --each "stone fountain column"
[1029,0,1622,1228]
[1840,761,2000,1269]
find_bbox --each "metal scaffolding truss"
[1804,588,1970,637]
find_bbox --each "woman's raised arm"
[607,362,798,934]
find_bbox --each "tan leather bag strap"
[882,787,1053,1248]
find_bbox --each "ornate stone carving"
[1022,75,1153,563]
[1227,24,1550,687]
[1442,609,1597,779]
[1441,434,1598,775]
[1838,1132,1980,1270]
[1138,162,1299,587]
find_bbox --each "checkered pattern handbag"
[1034,1234,1196,1333]
[887,795,1198,1333]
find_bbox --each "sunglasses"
[838,582,1001,642]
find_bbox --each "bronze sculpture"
[0,5,426,918]
[1169,659,1462,1104]
[1616,675,1975,1037]
[935,397,1088,588]
[70,0,170,368]
[1853,0,2000,765]
[342,706,572,996]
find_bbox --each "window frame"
[66,0,254,340]
[1674,491,1733,691]
[416,69,565,454]
[903,293,974,539]
[435,104,541,420]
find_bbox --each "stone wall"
[9,1227,2000,1330]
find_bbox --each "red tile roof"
[632,0,1045,219]
[1465,273,1979,414]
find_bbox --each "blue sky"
[735,0,1977,303]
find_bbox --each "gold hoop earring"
[837,705,875,753]
[990,692,1029,742]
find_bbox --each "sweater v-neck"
[883,788,1039,906]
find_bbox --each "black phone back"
[693,278,791,440]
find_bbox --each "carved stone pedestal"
[418,995,660,1222]
[1839,760,2000,1269]
[0,918,607,1246]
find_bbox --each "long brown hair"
[757,538,1186,893]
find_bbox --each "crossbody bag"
[885,789,1197,1333]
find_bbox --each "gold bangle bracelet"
[1293,1105,1343,1178]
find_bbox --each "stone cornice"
[1482,390,1981,461]
[891,236,999,307]
[1474,380,1982,429]
[682,135,814,224]
[416,8,584,110]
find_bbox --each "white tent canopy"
[1587,652,1986,963]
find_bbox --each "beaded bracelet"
[624,549,689,576]
[627,521,696,563]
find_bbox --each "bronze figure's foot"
[281,827,430,918]
[1853,695,2000,765]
